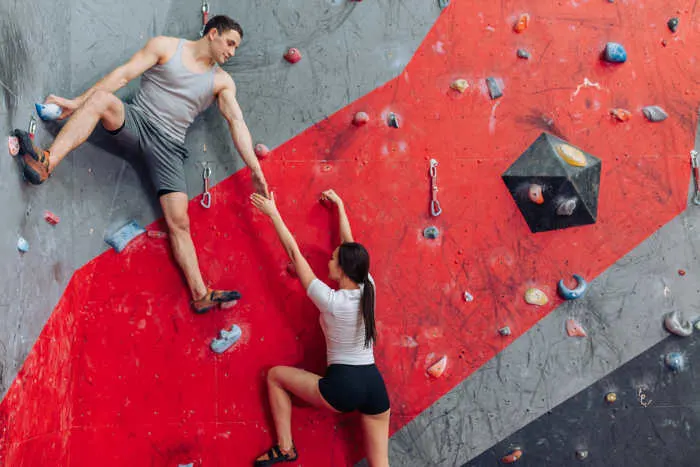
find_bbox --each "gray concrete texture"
[0,0,440,397]
[382,192,700,466]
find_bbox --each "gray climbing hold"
[642,106,668,122]
[665,352,684,371]
[667,17,679,33]
[423,226,439,239]
[499,326,512,336]
[516,49,530,59]
[663,310,693,337]
[387,112,400,128]
[556,198,577,216]
[576,450,589,460]
[438,0,449,9]
[486,77,502,99]
[211,325,242,354]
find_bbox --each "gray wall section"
[382,191,700,466]
[0,1,440,397]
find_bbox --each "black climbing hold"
[438,0,449,9]
[486,77,502,99]
[423,226,439,239]
[576,450,589,460]
[667,17,679,33]
[387,112,400,128]
[502,133,601,233]
[516,49,530,59]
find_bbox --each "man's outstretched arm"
[216,73,269,197]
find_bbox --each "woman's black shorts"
[318,364,390,415]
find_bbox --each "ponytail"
[361,276,376,348]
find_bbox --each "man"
[13,15,268,313]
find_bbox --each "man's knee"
[86,89,119,112]
[267,366,284,384]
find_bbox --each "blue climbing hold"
[104,220,146,253]
[35,103,62,121]
[665,352,684,372]
[423,226,439,239]
[211,325,242,354]
[603,42,627,63]
[17,236,29,253]
[557,274,588,300]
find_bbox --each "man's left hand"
[252,172,270,198]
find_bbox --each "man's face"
[210,29,241,64]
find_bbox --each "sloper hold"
[566,319,587,337]
[663,310,693,337]
[254,143,270,159]
[524,288,548,305]
[427,355,447,378]
[353,111,369,126]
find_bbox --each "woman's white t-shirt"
[306,275,375,366]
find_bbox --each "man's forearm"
[76,67,130,105]
[230,120,263,176]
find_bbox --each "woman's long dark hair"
[338,242,376,348]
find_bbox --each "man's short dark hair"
[203,15,243,38]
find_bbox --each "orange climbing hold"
[610,108,632,122]
[427,355,447,378]
[528,184,544,204]
[566,319,587,337]
[556,144,587,167]
[501,449,523,463]
[513,14,529,33]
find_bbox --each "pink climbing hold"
[147,230,168,239]
[427,355,447,378]
[566,319,587,337]
[44,211,60,225]
[254,143,270,159]
[8,136,19,156]
[284,48,302,64]
[353,111,370,126]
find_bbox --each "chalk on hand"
[210,325,242,354]
[35,103,62,121]
[104,220,145,253]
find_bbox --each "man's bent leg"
[160,192,209,300]
[47,90,125,172]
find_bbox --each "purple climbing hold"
[486,77,502,99]
[642,106,668,122]
[603,42,627,63]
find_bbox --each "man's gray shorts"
[109,102,188,196]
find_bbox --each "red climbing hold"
[513,14,529,33]
[43,211,60,225]
[427,355,447,378]
[353,111,370,126]
[678,269,686,276]
[284,48,302,64]
[254,143,270,159]
[286,262,297,276]
[610,108,632,122]
[566,319,587,337]
[146,230,168,239]
[501,449,523,463]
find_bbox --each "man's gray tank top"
[132,39,216,144]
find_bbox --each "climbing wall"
[2,1,700,467]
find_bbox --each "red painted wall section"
[2,1,699,466]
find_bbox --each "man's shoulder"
[213,68,235,93]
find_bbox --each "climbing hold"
[450,79,469,93]
[427,355,447,378]
[352,111,370,126]
[603,42,627,63]
[210,324,242,354]
[178,464,194,467]
[513,14,530,33]
[516,49,530,59]
[696,321,700,331]
[610,108,632,122]
[665,352,684,372]
[501,449,523,463]
[464,291,474,302]
[642,106,668,122]
[555,198,577,216]
[486,77,503,100]
[667,17,679,33]
[499,326,512,336]
[8,135,19,156]
[35,103,62,121]
[44,210,60,225]
[524,288,548,306]
[438,0,449,9]
[104,220,146,253]
[558,274,588,300]
[663,310,693,337]
[576,450,589,460]
[566,319,587,337]
[387,112,400,128]
[528,184,544,204]
[286,262,297,276]
[678,269,686,276]
[254,143,270,159]
[605,392,617,403]
[555,144,587,167]
[17,236,29,253]
[146,230,168,239]
[423,226,439,239]
[284,47,302,64]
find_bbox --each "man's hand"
[44,95,81,120]
[250,192,278,217]
[320,189,343,207]
[252,171,270,198]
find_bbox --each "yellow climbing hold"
[450,79,469,93]
[524,288,548,306]
[556,144,587,167]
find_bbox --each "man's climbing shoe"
[13,130,50,185]
[192,288,241,314]
[254,444,298,466]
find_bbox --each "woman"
[250,189,391,467]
